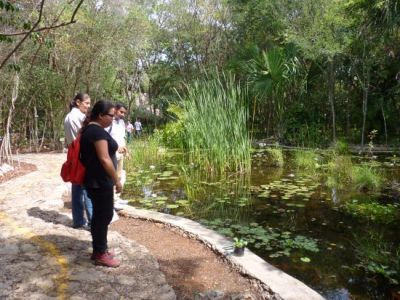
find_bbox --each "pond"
[122,149,400,299]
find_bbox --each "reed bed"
[181,73,251,173]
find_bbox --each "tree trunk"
[360,70,370,149]
[328,59,336,143]
[381,102,388,146]
[0,66,20,164]
[38,118,47,152]
[33,106,39,152]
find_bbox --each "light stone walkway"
[0,153,175,300]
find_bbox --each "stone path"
[0,153,176,300]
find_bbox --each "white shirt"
[107,118,126,147]
[126,123,133,133]
[134,121,142,131]
[64,107,86,146]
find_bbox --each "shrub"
[354,233,400,284]
[156,104,186,148]
[343,199,399,224]
[333,139,349,155]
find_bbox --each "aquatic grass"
[326,154,384,191]
[332,139,349,155]
[326,155,353,188]
[294,150,320,171]
[351,164,383,191]
[180,72,251,173]
[125,138,163,171]
[266,147,284,167]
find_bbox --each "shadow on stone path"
[0,153,176,300]
[28,207,72,226]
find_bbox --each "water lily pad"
[160,171,173,177]
[258,192,270,198]
[176,200,189,206]
[166,204,179,209]
[158,176,178,181]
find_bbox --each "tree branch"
[70,0,84,22]
[2,21,77,36]
[0,0,85,70]
[0,0,45,70]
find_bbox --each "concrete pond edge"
[120,206,325,300]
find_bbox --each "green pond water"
[122,150,400,299]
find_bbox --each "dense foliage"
[1,0,400,156]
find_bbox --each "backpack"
[60,134,85,185]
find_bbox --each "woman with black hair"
[80,100,122,267]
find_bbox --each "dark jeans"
[86,187,114,254]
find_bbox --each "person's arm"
[94,140,122,193]
[70,118,81,139]
[64,117,81,145]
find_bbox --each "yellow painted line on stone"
[0,211,69,300]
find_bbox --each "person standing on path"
[80,100,122,267]
[134,118,142,137]
[64,93,93,229]
[126,121,133,143]
[106,104,129,210]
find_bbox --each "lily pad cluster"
[253,176,320,207]
[124,165,181,196]
[137,195,190,210]
[199,218,319,259]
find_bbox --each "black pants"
[86,187,114,254]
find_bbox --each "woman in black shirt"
[80,100,122,267]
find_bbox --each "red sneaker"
[90,250,115,260]
[93,252,120,268]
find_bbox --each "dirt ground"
[111,216,262,299]
[0,161,37,184]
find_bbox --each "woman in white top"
[64,93,93,229]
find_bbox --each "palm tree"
[246,47,295,139]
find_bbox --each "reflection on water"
[123,151,400,299]
[323,288,351,300]
[331,187,339,205]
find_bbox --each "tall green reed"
[180,73,251,173]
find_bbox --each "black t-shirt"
[80,124,118,189]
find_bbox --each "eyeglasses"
[105,113,114,118]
